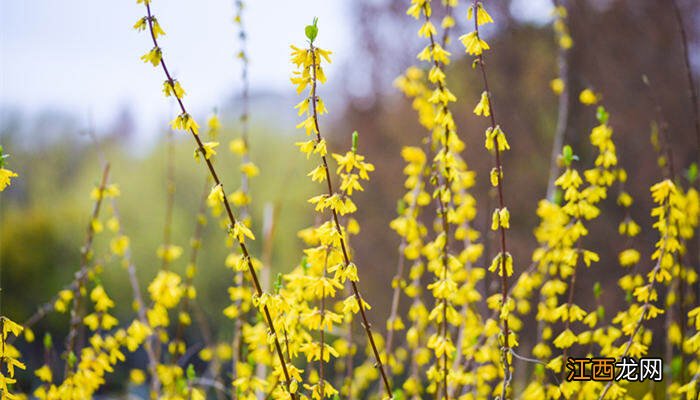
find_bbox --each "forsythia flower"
[579,88,598,105]
[140,46,162,67]
[460,31,490,56]
[550,78,564,95]
[473,91,491,116]
[208,184,225,204]
[171,112,200,135]
[162,79,185,98]
[0,168,18,191]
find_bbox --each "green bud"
[175,377,187,392]
[534,363,544,376]
[186,364,196,381]
[593,282,601,299]
[596,106,609,124]
[67,351,77,368]
[44,333,53,350]
[305,17,319,43]
[561,145,578,166]
[686,162,698,183]
[670,355,682,377]
[274,273,283,294]
[597,305,605,320]
[552,188,563,206]
[396,199,407,215]
[392,389,405,400]
[352,131,359,153]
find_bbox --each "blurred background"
[1,0,699,391]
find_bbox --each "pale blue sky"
[0,0,551,142]
[0,0,352,140]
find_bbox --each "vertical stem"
[471,1,511,396]
[670,0,700,155]
[140,4,296,397]
[307,44,393,398]
[63,163,110,378]
[161,128,176,271]
[545,0,570,201]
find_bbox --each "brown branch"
[63,163,110,378]
[670,0,700,155]
[546,0,571,201]
[139,4,296,397]
[471,1,512,397]
[307,43,393,398]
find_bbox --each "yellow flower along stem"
[461,1,515,397]
[545,0,573,201]
[228,1,261,394]
[0,317,27,399]
[0,145,18,192]
[63,163,111,377]
[172,123,217,362]
[134,1,297,398]
[412,1,471,399]
[290,18,393,398]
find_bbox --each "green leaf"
[593,282,601,299]
[186,364,196,381]
[392,389,405,400]
[670,355,682,377]
[561,145,577,166]
[686,162,698,183]
[552,188,563,206]
[44,333,53,350]
[396,199,407,215]
[596,106,609,124]
[305,17,319,43]
[67,351,77,368]
[274,273,283,294]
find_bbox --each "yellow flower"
[473,91,491,116]
[148,270,184,308]
[460,31,490,56]
[208,184,225,204]
[157,244,183,262]
[151,17,166,38]
[35,364,52,383]
[240,162,260,177]
[140,46,162,67]
[162,79,185,98]
[0,168,18,191]
[229,138,247,155]
[129,368,146,385]
[468,3,494,26]
[553,328,577,349]
[171,112,200,135]
[579,88,598,105]
[550,78,564,95]
[231,220,255,242]
[194,141,219,161]
[618,249,640,267]
[418,21,437,38]
[489,252,514,277]
[1,317,23,340]
[110,235,130,256]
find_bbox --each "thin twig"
[471,1,512,396]
[138,3,296,396]
[307,43,393,397]
[63,163,110,378]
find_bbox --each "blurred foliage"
[0,117,316,340]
